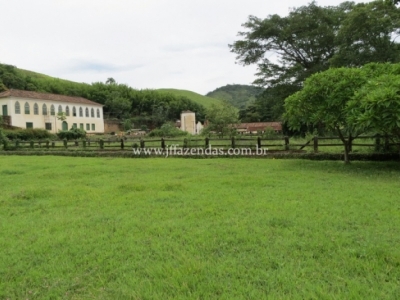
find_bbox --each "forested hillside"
[157,89,222,109]
[0,63,206,128]
[206,84,263,109]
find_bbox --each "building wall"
[104,120,123,133]
[0,97,104,133]
[181,112,196,134]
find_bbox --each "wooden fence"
[2,134,398,153]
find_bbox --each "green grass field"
[1,156,400,299]
[157,88,223,109]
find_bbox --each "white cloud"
[0,0,368,94]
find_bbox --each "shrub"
[3,129,55,141]
[148,122,189,137]
[57,128,86,140]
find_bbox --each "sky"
[1,0,367,95]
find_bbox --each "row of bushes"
[1,128,87,141]
[3,129,55,141]
[148,122,189,137]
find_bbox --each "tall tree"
[331,0,400,67]
[229,1,349,87]
[284,68,367,163]
[202,101,239,138]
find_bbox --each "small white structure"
[196,121,204,134]
[180,110,196,135]
[0,89,104,133]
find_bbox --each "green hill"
[206,84,264,109]
[157,88,223,109]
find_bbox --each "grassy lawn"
[1,157,400,299]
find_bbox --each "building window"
[26,122,33,129]
[79,107,83,117]
[91,108,94,118]
[97,108,100,118]
[45,123,52,130]
[15,101,21,114]
[24,103,30,114]
[50,105,55,116]
[66,106,70,116]
[73,123,77,129]
[58,105,63,114]
[42,104,48,115]
[34,103,39,115]
[72,107,76,117]
[91,124,95,131]
[79,123,84,130]
[86,123,90,131]
[85,107,89,117]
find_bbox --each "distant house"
[233,122,282,134]
[0,89,104,133]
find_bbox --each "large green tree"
[348,74,400,148]
[331,0,400,67]
[202,102,239,138]
[284,68,367,163]
[230,0,400,122]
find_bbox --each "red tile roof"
[0,89,103,106]
[234,122,282,131]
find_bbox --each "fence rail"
[2,134,399,154]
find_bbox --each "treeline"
[0,64,205,128]
[231,0,400,123]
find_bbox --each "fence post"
[257,136,261,149]
[15,140,19,149]
[83,140,87,148]
[284,136,289,151]
[140,138,145,149]
[384,135,390,152]
[375,134,381,152]
[231,136,235,149]
[51,141,55,148]
[46,140,50,149]
[30,140,34,149]
[183,138,188,149]
[63,139,68,149]
[87,139,91,147]
[205,137,209,148]
[313,136,318,153]
[75,140,79,147]
[121,138,124,150]
[161,138,165,150]
[99,139,104,149]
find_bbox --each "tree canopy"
[230,0,400,123]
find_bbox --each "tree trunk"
[336,126,350,164]
[343,141,350,164]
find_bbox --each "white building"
[180,110,196,134]
[0,89,104,133]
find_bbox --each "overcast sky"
[1,0,367,95]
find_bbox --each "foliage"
[3,129,55,141]
[230,1,349,87]
[202,101,239,137]
[348,74,400,141]
[331,0,400,67]
[57,128,86,140]
[157,88,223,109]
[230,0,400,123]
[148,122,189,137]
[206,84,263,109]
[284,67,368,163]
[56,112,67,122]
